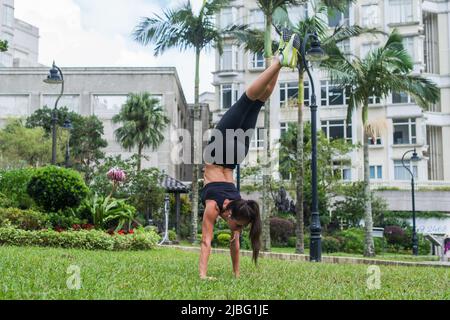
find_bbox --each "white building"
[0,0,39,67]
[212,0,450,192]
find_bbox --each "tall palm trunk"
[362,104,375,257]
[137,144,143,172]
[295,71,305,254]
[261,13,273,252]
[191,47,201,244]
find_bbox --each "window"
[361,42,379,58]
[370,165,383,180]
[389,0,413,24]
[368,95,381,105]
[337,39,351,55]
[393,118,416,145]
[280,82,298,107]
[392,91,414,104]
[0,52,12,67]
[3,5,14,28]
[287,4,308,23]
[42,95,80,113]
[249,51,265,69]
[333,161,352,181]
[369,136,382,146]
[220,7,233,29]
[328,6,349,27]
[394,160,418,180]
[220,84,238,109]
[220,45,238,70]
[249,9,265,30]
[0,95,29,117]
[321,80,349,106]
[251,127,265,149]
[361,5,378,27]
[321,120,352,142]
[93,95,128,118]
[402,36,414,59]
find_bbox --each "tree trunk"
[137,144,143,172]
[261,14,273,252]
[363,105,375,257]
[191,48,201,244]
[295,71,305,254]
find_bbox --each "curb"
[164,245,450,268]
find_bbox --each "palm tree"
[327,30,439,257]
[133,0,228,244]
[113,92,170,172]
[232,0,376,254]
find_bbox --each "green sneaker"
[280,34,299,69]
[277,28,293,54]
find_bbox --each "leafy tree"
[0,119,66,167]
[327,30,440,257]
[133,0,229,243]
[112,92,170,172]
[26,106,107,177]
[0,40,7,52]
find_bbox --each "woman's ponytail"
[246,200,262,264]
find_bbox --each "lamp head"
[43,61,63,84]
[305,36,329,64]
[411,149,420,162]
[62,119,72,131]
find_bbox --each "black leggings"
[204,93,265,170]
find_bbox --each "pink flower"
[107,168,126,182]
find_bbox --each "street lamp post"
[401,148,420,256]
[43,61,64,165]
[298,33,328,262]
[62,119,72,168]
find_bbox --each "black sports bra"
[201,182,241,212]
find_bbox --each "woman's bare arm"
[199,201,219,279]
[230,231,241,278]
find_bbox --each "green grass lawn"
[0,245,448,300]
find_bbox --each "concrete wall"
[374,190,450,212]
[0,67,191,179]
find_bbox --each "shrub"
[168,229,177,241]
[0,192,14,208]
[27,166,89,212]
[337,228,365,254]
[0,207,50,231]
[0,168,36,209]
[322,236,341,253]
[270,217,295,247]
[384,225,408,246]
[0,227,160,251]
[46,212,86,230]
[240,231,251,250]
[288,236,297,248]
[217,233,231,247]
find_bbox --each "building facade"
[0,67,193,180]
[0,0,39,67]
[212,0,450,191]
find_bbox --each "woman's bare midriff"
[204,163,235,185]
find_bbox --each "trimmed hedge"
[0,227,160,251]
[0,207,50,231]
[27,166,89,212]
[0,168,36,209]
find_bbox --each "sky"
[14,0,216,103]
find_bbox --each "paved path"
[164,245,450,268]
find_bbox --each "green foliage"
[27,166,89,212]
[168,229,177,241]
[0,208,50,231]
[0,39,8,52]
[337,228,384,254]
[88,156,165,223]
[270,217,295,247]
[79,194,136,230]
[0,226,160,251]
[333,182,388,228]
[0,119,67,167]
[0,192,14,208]
[112,93,170,171]
[322,236,341,253]
[46,212,86,229]
[0,168,36,209]
[217,233,232,247]
[26,107,108,179]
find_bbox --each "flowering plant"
[107,168,126,197]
